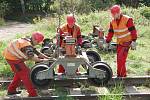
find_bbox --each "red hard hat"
[110,5,121,15]
[67,14,76,26]
[32,32,44,43]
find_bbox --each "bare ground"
[0,21,34,41]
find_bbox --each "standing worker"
[3,32,49,97]
[105,5,137,77]
[58,14,82,73]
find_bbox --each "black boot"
[7,91,22,95]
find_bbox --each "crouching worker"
[57,14,82,73]
[2,32,50,97]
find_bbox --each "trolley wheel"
[86,50,101,63]
[30,64,51,88]
[89,61,112,85]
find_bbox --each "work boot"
[7,91,22,95]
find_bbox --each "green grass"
[0,6,150,78]
[54,87,74,100]
[99,83,124,100]
[0,90,6,97]
[0,7,149,100]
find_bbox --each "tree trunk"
[20,0,25,15]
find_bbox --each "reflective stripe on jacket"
[3,39,31,60]
[111,15,132,44]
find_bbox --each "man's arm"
[105,23,114,43]
[21,46,49,62]
[56,28,64,46]
[77,28,82,46]
[33,48,50,59]
[31,55,44,62]
[127,18,137,41]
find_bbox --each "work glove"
[42,58,50,62]
[131,41,136,50]
[103,43,110,51]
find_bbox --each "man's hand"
[104,43,110,50]
[41,58,50,62]
[131,41,136,50]
[104,37,110,50]
[31,56,49,62]
[38,53,50,59]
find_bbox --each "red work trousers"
[6,60,37,97]
[117,42,131,77]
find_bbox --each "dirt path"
[0,21,34,41]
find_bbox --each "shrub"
[0,18,5,26]
[0,1,9,18]
[0,1,8,26]
[140,6,150,20]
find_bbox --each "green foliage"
[1,0,149,22]
[122,7,150,26]
[0,41,13,78]
[0,6,150,78]
[0,18,5,26]
[54,87,74,100]
[51,0,115,14]
[0,41,7,61]
[0,65,13,78]
[99,83,124,100]
[0,0,9,18]
[140,6,150,20]
[140,0,150,6]
[0,90,6,96]
[33,18,58,37]
[0,0,8,25]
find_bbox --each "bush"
[0,1,9,18]
[122,6,150,26]
[50,0,115,15]
[0,1,8,25]
[0,18,5,26]
[140,6,150,20]
[0,41,13,78]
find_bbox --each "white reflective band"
[116,32,131,39]
[7,48,23,59]
[7,40,28,59]
[114,28,128,32]
[12,40,28,59]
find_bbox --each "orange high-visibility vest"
[60,23,80,47]
[111,15,132,44]
[60,23,80,56]
[3,39,32,60]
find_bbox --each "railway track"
[0,76,150,87]
[2,93,150,100]
[0,76,150,100]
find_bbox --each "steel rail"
[3,93,150,100]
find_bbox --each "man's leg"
[121,46,129,77]
[7,73,21,93]
[58,65,65,73]
[7,60,22,94]
[117,45,129,77]
[17,62,37,97]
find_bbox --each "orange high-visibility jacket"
[111,15,132,44]
[59,23,80,47]
[3,39,31,60]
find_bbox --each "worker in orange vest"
[58,14,82,73]
[3,32,49,97]
[105,5,137,77]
